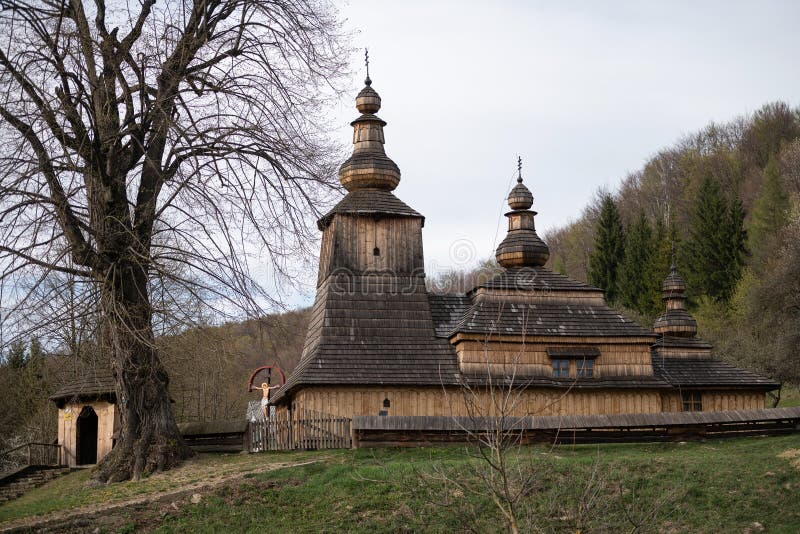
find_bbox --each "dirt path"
[0,457,323,533]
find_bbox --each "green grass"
[778,385,800,407]
[152,437,800,533]
[0,450,318,524]
[3,436,800,533]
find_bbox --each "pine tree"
[4,341,27,368]
[589,194,625,302]
[617,211,655,315]
[646,217,676,317]
[682,175,747,301]
[722,198,748,298]
[748,156,789,263]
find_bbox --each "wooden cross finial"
[517,156,523,183]
[364,48,372,86]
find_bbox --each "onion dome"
[508,176,534,210]
[338,70,400,192]
[495,160,550,268]
[653,263,697,337]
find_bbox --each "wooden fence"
[352,407,800,447]
[248,409,351,452]
[0,442,62,473]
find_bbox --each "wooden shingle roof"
[652,356,778,389]
[271,274,461,403]
[461,374,670,389]
[471,267,601,294]
[428,294,471,337]
[50,364,116,403]
[448,300,656,338]
[652,336,712,350]
[317,190,423,229]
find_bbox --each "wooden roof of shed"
[50,365,116,402]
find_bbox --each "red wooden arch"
[246,365,286,392]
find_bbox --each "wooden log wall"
[453,338,654,378]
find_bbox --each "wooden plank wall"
[661,391,766,412]
[318,215,424,283]
[454,339,654,377]
[292,386,767,420]
[57,401,115,467]
[292,386,666,418]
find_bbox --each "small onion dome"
[338,78,400,192]
[653,308,698,337]
[356,85,381,114]
[495,175,549,268]
[653,264,697,337]
[507,181,533,210]
[661,265,686,299]
[495,228,550,267]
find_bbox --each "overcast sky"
[286,0,799,307]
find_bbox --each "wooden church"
[270,73,778,421]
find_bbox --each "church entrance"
[76,406,98,465]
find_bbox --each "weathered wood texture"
[292,385,668,418]
[352,407,800,447]
[290,385,769,420]
[247,409,351,451]
[660,391,765,412]
[56,401,115,467]
[318,213,424,284]
[454,339,654,377]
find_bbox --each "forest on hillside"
[545,101,800,395]
[2,102,798,451]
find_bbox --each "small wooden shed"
[50,367,118,467]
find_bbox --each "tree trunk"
[93,259,193,483]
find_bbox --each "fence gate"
[248,408,351,452]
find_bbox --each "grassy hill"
[2,434,800,533]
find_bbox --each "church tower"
[315,66,424,281]
[271,65,460,411]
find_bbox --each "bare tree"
[0,0,347,482]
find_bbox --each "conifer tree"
[617,211,655,315]
[723,198,748,295]
[4,341,27,369]
[682,175,747,301]
[748,156,789,263]
[646,217,676,317]
[589,194,625,302]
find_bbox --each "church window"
[552,359,569,378]
[682,392,702,412]
[577,359,594,378]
